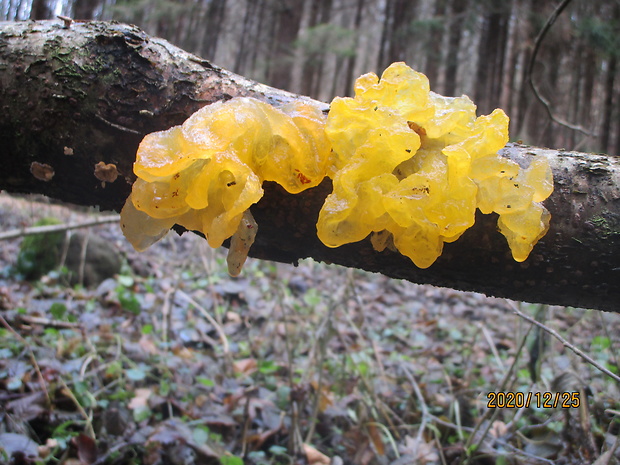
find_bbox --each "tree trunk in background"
[499,1,517,115]
[343,0,365,96]
[389,0,416,65]
[2,0,619,155]
[234,0,257,73]
[7,0,612,157]
[73,0,101,19]
[473,13,491,114]
[1,21,619,312]
[308,0,332,99]
[203,0,226,59]
[377,0,394,71]
[424,0,445,88]
[300,0,321,97]
[267,0,304,90]
[444,0,465,97]
[249,0,267,74]
[475,10,508,116]
[578,47,596,149]
[601,56,617,154]
[29,0,53,19]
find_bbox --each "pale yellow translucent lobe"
[120,195,176,252]
[354,63,433,121]
[390,220,443,269]
[134,126,202,182]
[282,101,333,184]
[182,100,242,151]
[457,109,510,160]
[182,155,263,248]
[325,98,420,172]
[424,93,476,140]
[131,160,204,219]
[184,155,262,211]
[317,118,418,247]
[370,229,393,252]
[319,61,553,267]
[498,203,551,262]
[525,157,554,202]
[318,171,397,247]
[255,104,317,193]
[470,156,519,181]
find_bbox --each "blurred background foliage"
[2,0,619,155]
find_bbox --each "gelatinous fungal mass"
[120,97,331,274]
[318,62,553,267]
[121,62,553,274]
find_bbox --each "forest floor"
[0,192,619,465]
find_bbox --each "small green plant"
[14,217,64,280]
[115,274,142,314]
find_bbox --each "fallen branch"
[0,215,120,241]
[509,302,620,383]
[0,20,619,311]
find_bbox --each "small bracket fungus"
[94,161,119,185]
[30,161,55,182]
[121,63,553,274]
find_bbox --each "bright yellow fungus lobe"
[317,62,552,267]
[120,97,331,275]
[121,62,553,273]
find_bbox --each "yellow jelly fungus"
[121,62,553,274]
[317,62,552,267]
[120,97,331,275]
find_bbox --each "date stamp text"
[487,391,580,409]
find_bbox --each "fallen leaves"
[0,193,619,464]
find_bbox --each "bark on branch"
[1,20,618,312]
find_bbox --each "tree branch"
[1,20,618,312]
[527,0,592,136]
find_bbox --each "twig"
[478,323,504,372]
[0,215,120,241]
[95,113,142,135]
[77,230,90,287]
[0,314,51,407]
[599,312,619,373]
[396,383,556,465]
[401,365,431,461]
[240,387,256,458]
[176,290,230,356]
[176,288,234,380]
[508,301,620,383]
[17,314,82,329]
[304,292,338,445]
[602,429,620,464]
[91,441,141,465]
[58,377,95,439]
[527,0,592,136]
[341,271,400,438]
[275,286,303,455]
[464,308,535,463]
[364,421,400,459]
[161,288,174,346]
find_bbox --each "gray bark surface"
[1,20,618,311]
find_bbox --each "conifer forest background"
[3,0,619,157]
